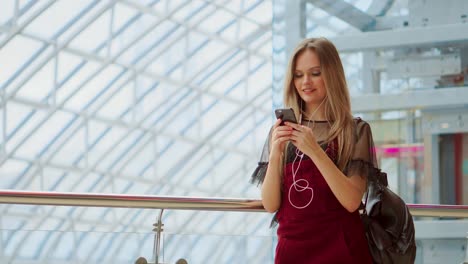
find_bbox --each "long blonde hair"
[283,37,355,171]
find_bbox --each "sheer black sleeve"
[344,118,379,179]
[250,126,273,186]
[249,126,280,227]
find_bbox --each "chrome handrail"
[0,189,467,217]
[408,203,468,218]
[1,189,467,264]
[0,190,264,210]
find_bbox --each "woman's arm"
[261,119,293,213]
[261,150,282,212]
[306,147,366,212]
[286,122,367,212]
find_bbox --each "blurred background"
[0,0,467,263]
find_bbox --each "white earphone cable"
[287,99,325,209]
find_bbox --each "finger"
[289,126,304,135]
[273,118,282,128]
[273,126,292,137]
[276,130,293,137]
[290,133,299,141]
[273,128,292,137]
[276,125,293,133]
[290,130,301,137]
[273,137,290,146]
[274,134,291,140]
[285,122,301,130]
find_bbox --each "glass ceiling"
[0,0,422,263]
[1,0,273,262]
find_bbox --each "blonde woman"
[251,38,375,263]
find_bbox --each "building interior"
[0,0,467,263]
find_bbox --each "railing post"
[153,209,165,264]
[463,232,468,264]
[135,257,148,264]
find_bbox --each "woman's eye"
[311,72,321,76]
[294,74,303,78]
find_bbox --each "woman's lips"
[302,88,316,93]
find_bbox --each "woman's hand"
[270,119,293,157]
[285,122,321,155]
[262,119,292,212]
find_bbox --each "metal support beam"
[422,108,468,135]
[367,0,394,17]
[331,23,468,52]
[272,0,306,110]
[430,134,441,204]
[284,0,306,58]
[361,51,380,121]
[0,0,57,49]
[306,0,376,31]
[351,86,468,113]
[118,0,269,59]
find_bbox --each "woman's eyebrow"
[295,66,321,71]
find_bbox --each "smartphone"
[274,108,298,125]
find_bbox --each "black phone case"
[275,108,297,125]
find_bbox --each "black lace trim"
[346,159,391,190]
[270,213,278,228]
[250,162,268,186]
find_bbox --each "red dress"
[275,143,373,264]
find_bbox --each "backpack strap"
[354,117,368,213]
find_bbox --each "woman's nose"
[303,74,312,84]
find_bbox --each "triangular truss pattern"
[0,0,420,263]
[1,0,273,262]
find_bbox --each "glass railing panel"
[464,232,468,264]
[0,204,162,263]
[162,233,276,264]
[1,191,468,264]
[0,229,154,263]
[414,220,468,264]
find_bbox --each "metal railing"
[0,189,468,263]
[0,190,264,211]
[0,190,264,264]
[1,190,467,216]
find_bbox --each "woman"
[251,37,376,263]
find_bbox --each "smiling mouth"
[302,88,315,92]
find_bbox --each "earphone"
[288,98,325,209]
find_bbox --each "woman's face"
[293,49,327,108]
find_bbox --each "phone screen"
[274,108,297,125]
